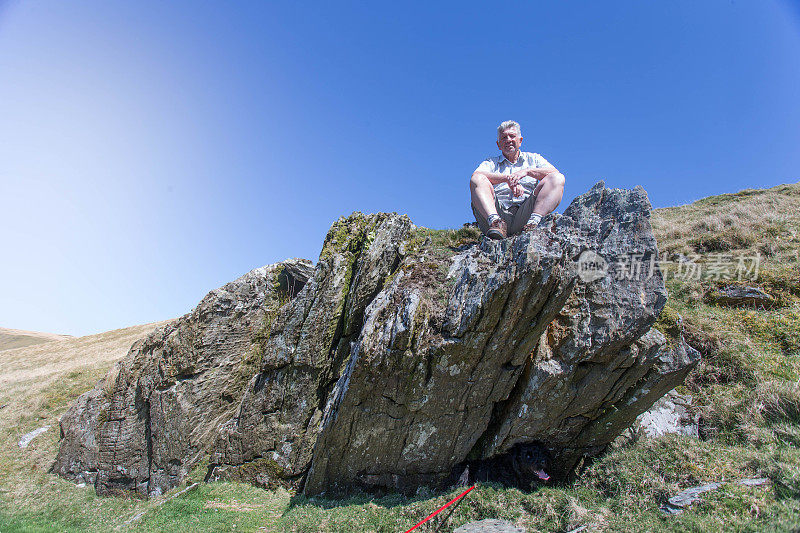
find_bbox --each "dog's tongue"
[536,469,550,482]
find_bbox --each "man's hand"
[507,169,528,188]
[507,170,528,196]
[507,167,556,188]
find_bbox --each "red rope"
[403,485,475,533]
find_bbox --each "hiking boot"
[486,218,507,240]
[523,222,539,232]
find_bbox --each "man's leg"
[531,171,566,216]
[471,173,509,239]
[470,173,498,221]
[472,200,512,236]
[508,195,537,235]
[471,203,491,235]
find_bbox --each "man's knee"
[545,172,565,189]
[470,172,492,191]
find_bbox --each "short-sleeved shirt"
[474,151,554,209]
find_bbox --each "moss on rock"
[653,304,681,345]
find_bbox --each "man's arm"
[472,164,560,186]
[472,155,562,194]
[509,165,560,184]
[472,158,516,186]
[473,168,556,197]
[470,170,515,186]
[509,165,561,197]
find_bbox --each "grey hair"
[497,120,521,138]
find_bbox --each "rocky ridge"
[52,182,699,497]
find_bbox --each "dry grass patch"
[652,182,800,260]
[204,499,263,512]
[0,327,72,352]
[0,320,174,439]
[0,320,173,386]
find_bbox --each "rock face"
[53,182,699,497]
[51,259,314,495]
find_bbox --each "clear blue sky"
[1,1,799,336]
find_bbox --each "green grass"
[3,184,800,531]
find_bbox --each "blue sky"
[1,1,799,336]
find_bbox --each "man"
[470,121,565,239]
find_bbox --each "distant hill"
[0,327,72,352]
[0,320,174,390]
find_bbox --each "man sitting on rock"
[470,120,566,239]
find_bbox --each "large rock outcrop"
[51,259,314,495]
[52,182,699,497]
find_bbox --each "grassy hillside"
[0,327,72,352]
[1,183,799,532]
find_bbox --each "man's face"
[497,128,522,158]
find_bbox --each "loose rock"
[661,478,771,515]
[707,286,775,308]
[19,426,50,448]
[453,519,525,533]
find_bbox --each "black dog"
[455,442,551,490]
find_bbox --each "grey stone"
[668,482,722,507]
[738,477,769,487]
[661,478,770,515]
[53,183,699,497]
[632,389,698,439]
[707,286,775,308]
[661,483,718,515]
[453,518,525,532]
[19,426,50,448]
[472,183,692,478]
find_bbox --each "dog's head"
[511,443,551,482]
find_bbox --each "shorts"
[471,192,538,237]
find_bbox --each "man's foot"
[487,218,507,240]
[524,213,543,232]
[523,222,539,232]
